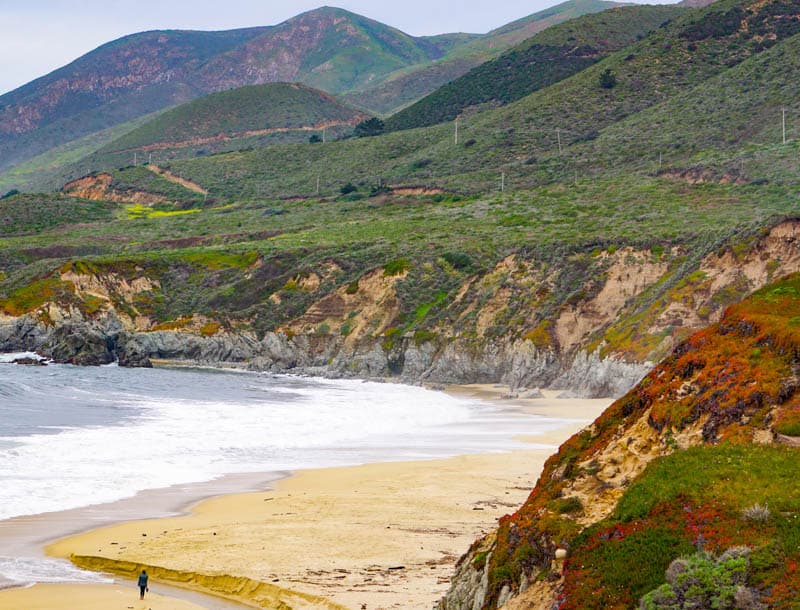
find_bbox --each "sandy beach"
[0,385,610,610]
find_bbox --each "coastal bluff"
[439,272,800,609]
[2,220,800,400]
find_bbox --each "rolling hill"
[0,1,624,192]
[94,83,367,163]
[0,7,463,176]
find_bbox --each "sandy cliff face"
[62,174,168,205]
[1,220,799,399]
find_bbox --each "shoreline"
[0,384,611,610]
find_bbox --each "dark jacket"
[138,572,149,587]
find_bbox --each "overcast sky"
[1,0,679,96]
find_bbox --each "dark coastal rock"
[114,332,153,368]
[11,356,47,366]
[0,315,50,352]
[40,323,115,366]
[0,312,649,397]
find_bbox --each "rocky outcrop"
[0,309,649,398]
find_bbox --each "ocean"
[0,354,572,587]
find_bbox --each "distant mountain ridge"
[342,0,622,114]
[0,0,621,187]
[0,7,444,173]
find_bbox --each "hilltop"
[94,83,367,163]
[440,271,800,608]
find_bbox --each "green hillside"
[69,0,799,201]
[343,0,621,115]
[577,25,800,178]
[0,7,471,181]
[100,83,366,156]
[385,4,686,132]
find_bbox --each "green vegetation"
[563,445,800,609]
[102,83,364,155]
[354,117,385,138]
[385,5,684,132]
[641,549,762,609]
[342,0,620,115]
[0,194,114,236]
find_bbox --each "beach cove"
[0,364,610,609]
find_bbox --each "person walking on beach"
[138,569,149,599]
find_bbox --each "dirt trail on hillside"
[119,118,365,154]
[146,164,208,195]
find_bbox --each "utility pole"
[455,117,459,146]
[134,152,137,165]
[782,108,787,145]
[557,128,562,156]
[316,175,320,196]
[500,172,505,193]
[658,152,662,173]
[148,153,152,165]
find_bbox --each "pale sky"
[0,0,680,96]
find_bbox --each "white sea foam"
[0,557,112,586]
[0,366,579,586]
[0,372,567,522]
[0,352,46,364]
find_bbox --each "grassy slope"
[100,83,365,154]
[0,112,164,194]
[342,0,621,115]
[578,26,800,178]
[384,5,686,132]
[483,273,800,608]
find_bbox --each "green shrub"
[384,258,411,276]
[442,251,473,270]
[554,496,584,514]
[340,182,358,195]
[640,548,763,610]
[599,68,617,89]
[354,117,385,138]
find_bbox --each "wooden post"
[783,108,787,144]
